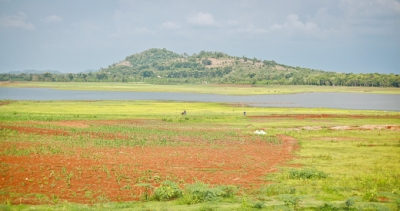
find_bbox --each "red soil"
[1,125,69,136]
[0,124,129,140]
[0,121,299,204]
[249,114,400,119]
[0,101,13,106]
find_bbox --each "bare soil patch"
[0,120,299,204]
[0,125,70,136]
[0,124,129,140]
[0,101,14,106]
[115,61,132,67]
[24,121,90,128]
[330,126,352,130]
[249,114,400,120]
[52,121,90,128]
[329,125,400,131]
[206,58,235,68]
[283,124,399,132]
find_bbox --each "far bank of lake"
[1,87,399,111]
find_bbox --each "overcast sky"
[0,0,399,74]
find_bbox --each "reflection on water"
[0,87,399,111]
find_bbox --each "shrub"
[218,185,238,198]
[279,195,301,210]
[288,168,328,179]
[317,203,341,211]
[152,180,182,201]
[253,201,266,209]
[180,191,202,205]
[179,183,237,205]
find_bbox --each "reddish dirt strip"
[0,124,130,140]
[248,114,400,120]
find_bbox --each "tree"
[202,59,212,65]
[216,52,224,58]
[68,73,74,81]
[142,70,154,78]
[95,73,107,80]
[248,73,256,78]
[43,72,52,78]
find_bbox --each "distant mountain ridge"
[7,70,63,74]
[79,69,98,74]
[5,69,99,75]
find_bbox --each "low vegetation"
[0,100,399,210]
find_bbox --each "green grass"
[1,82,400,95]
[1,100,397,121]
[266,128,400,208]
[1,100,399,210]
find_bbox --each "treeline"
[1,69,399,87]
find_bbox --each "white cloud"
[111,9,155,36]
[43,15,63,23]
[0,12,35,30]
[187,12,216,26]
[161,21,181,29]
[71,21,101,35]
[270,14,320,35]
[227,20,240,26]
[230,23,268,35]
[337,0,400,36]
[339,0,400,16]
[246,24,268,34]
[134,27,153,35]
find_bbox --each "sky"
[0,0,399,74]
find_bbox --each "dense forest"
[1,48,399,87]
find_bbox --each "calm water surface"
[0,87,399,111]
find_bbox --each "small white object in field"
[254,130,266,135]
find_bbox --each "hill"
[100,48,326,85]
[96,48,398,87]
[0,48,399,87]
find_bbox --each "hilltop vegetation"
[1,48,399,87]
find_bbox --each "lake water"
[0,87,399,111]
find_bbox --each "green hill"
[101,48,327,85]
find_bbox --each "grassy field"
[0,100,399,211]
[1,82,400,95]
